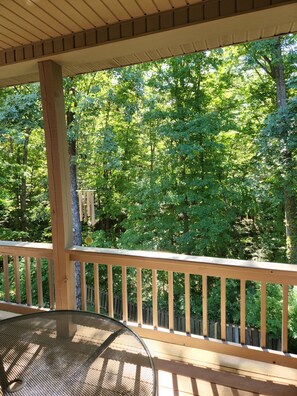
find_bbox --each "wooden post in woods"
[38,60,75,310]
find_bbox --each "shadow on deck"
[0,312,296,396]
[144,339,297,396]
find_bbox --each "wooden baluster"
[80,262,87,311]
[168,271,174,332]
[240,279,246,344]
[260,282,267,348]
[122,266,128,322]
[13,256,21,304]
[94,263,100,313]
[48,259,55,309]
[282,284,288,353]
[221,277,226,341]
[3,256,10,302]
[108,265,114,317]
[202,275,208,337]
[47,259,55,309]
[185,273,191,334]
[137,268,143,326]
[152,269,158,329]
[36,258,44,307]
[25,257,32,306]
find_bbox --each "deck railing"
[84,285,282,350]
[68,246,297,368]
[0,241,54,312]
[0,241,297,368]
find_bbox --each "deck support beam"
[38,60,75,310]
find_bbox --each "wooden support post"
[38,60,75,310]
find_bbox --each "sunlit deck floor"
[144,338,297,396]
[1,311,296,396]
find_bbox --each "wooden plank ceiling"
[0,0,296,87]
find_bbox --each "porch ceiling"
[0,0,296,87]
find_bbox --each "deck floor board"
[1,312,296,395]
[144,339,297,396]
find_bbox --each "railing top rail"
[0,240,296,282]
[67,246,297,282]
[0,241,53,258]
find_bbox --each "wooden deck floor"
[1,311,296,396]
[144,339,297,396]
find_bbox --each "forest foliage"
[0,35,297,348]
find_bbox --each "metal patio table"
[0,310,156,395]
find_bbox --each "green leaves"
[0,84,48,239]
[1,35,297,346]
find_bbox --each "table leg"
[0,355,9,391]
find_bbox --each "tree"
[0,84,49,241]
[64,78,83,309]
[119,52,242,257]
[246,36,297,263]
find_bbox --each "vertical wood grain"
[25,256,32,306]
[152,269,158,328]
[3,255,10,302]
[240,279,246,344]
[108,265,114,317]
[168,271,174,331]
[80,262,87,311]
[94,263,100,313]
[282,284,288,352]
[36,258,44,307]
[122,266,128,322]
[221,277,226,341]
[202,275,208,336]
[137,268,143,325]
[13,256,21,304]
[39,60,74,310]
[260,282,267,348]
[185,273,191,334]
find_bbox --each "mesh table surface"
[0,310,155,396]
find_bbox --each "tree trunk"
[271,37,297,263]
[284,191,297,264]
[19,130,30,231]
[272,38,287,111]
[67,109,83,307]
